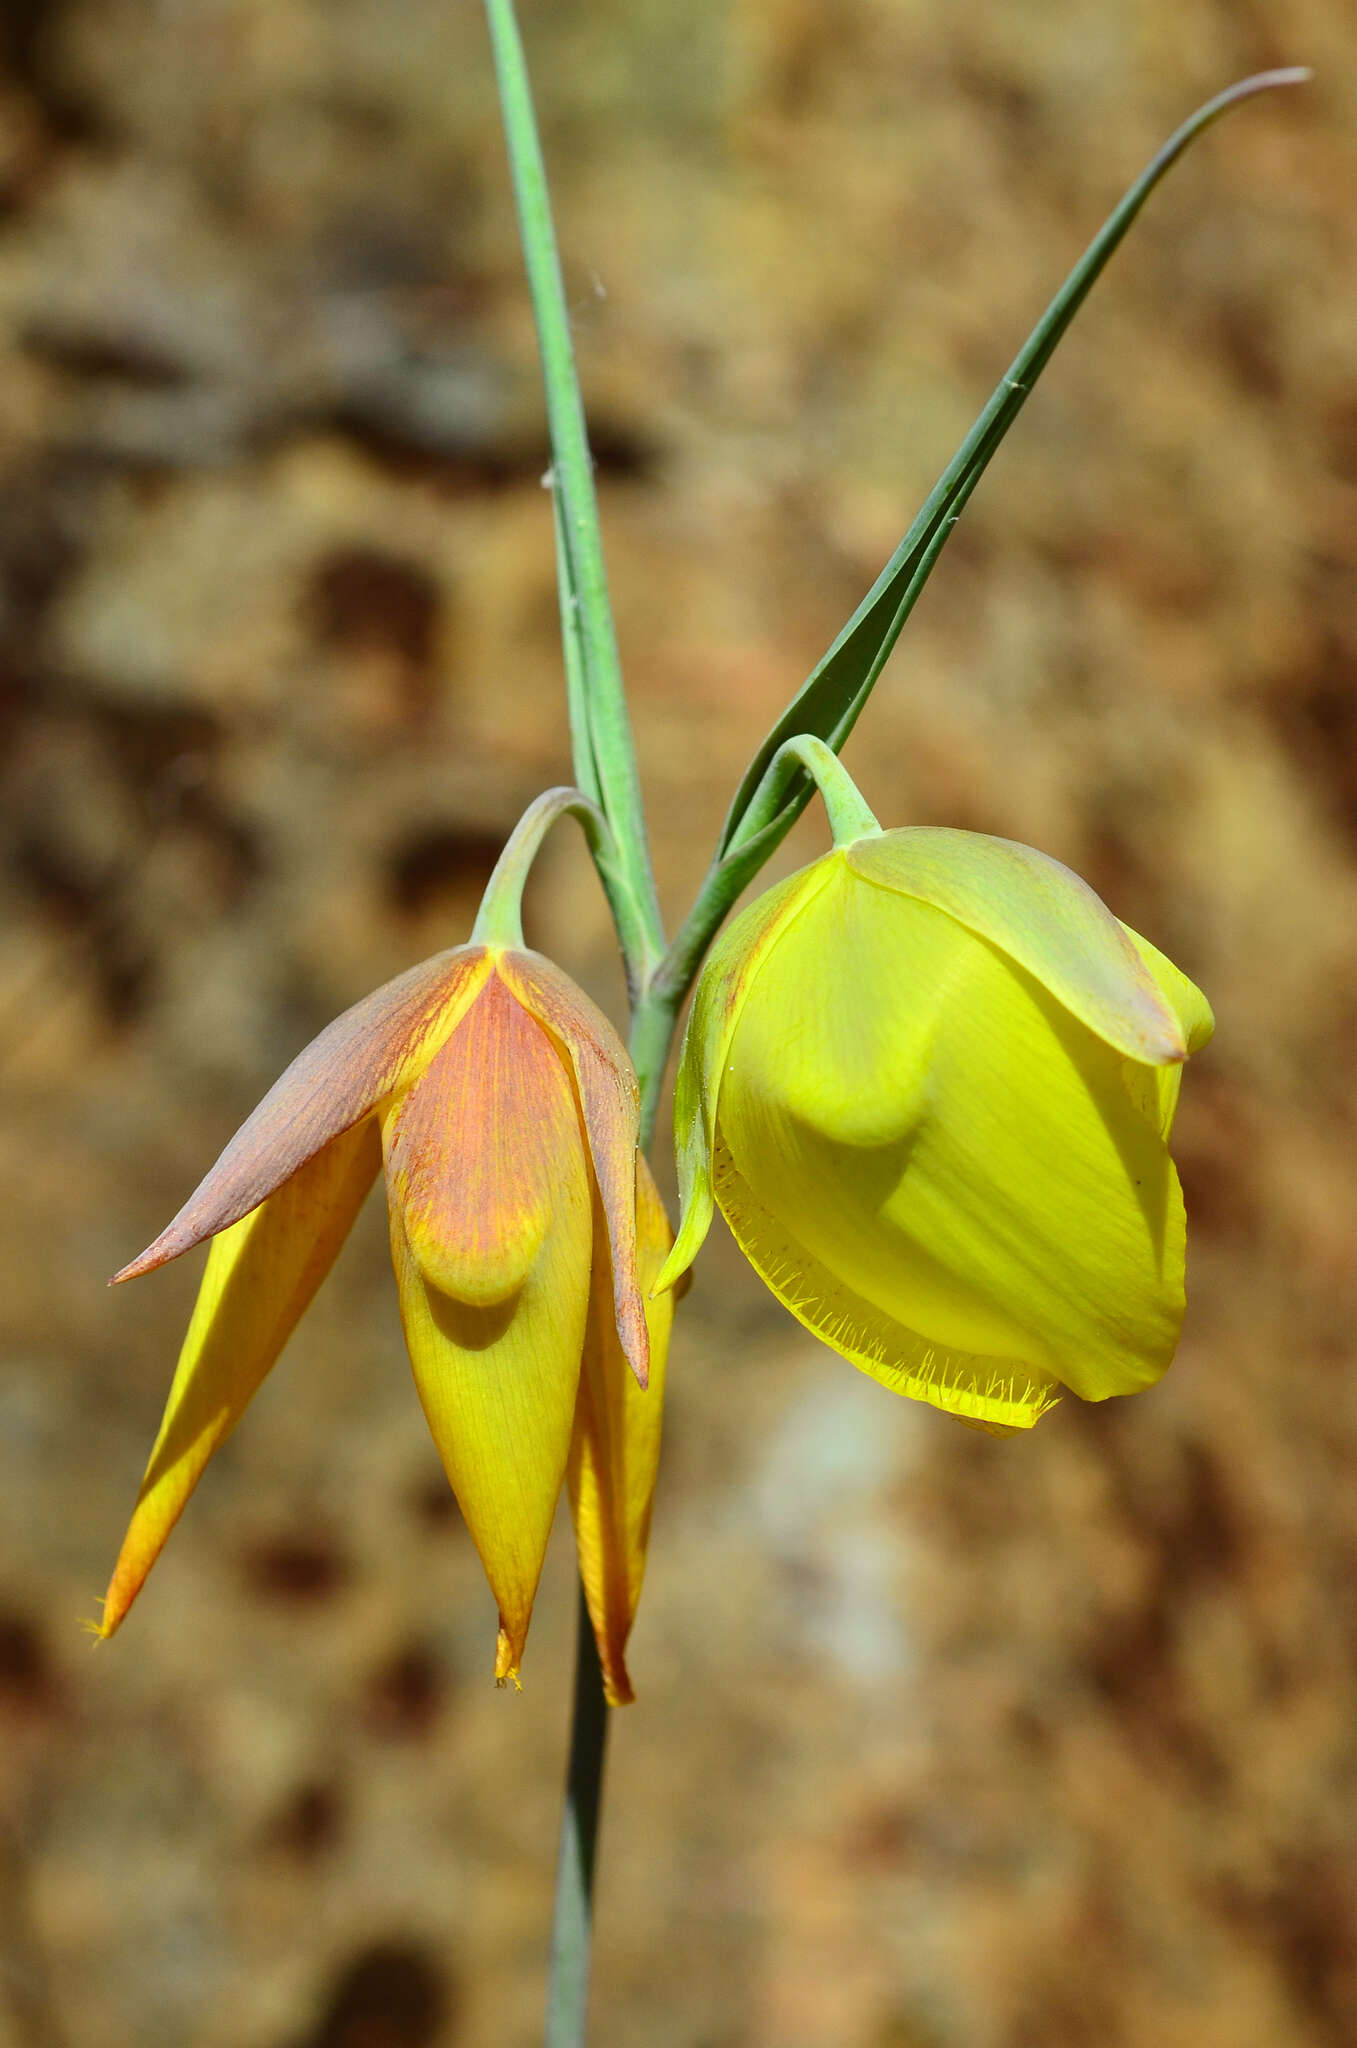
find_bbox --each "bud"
[658,828,1212,1433]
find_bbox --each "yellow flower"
[103,944,672,1702]
[657,827,1212,1434]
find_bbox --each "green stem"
[480,11,669,2035]
[538,976,679,2048]
[642,738,882,1064]
[471,787,614,950]
[543,1590,610,2048]
[766,736,881,844]
[483,0,665,987]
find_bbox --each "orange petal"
[382,978,593,1683]
[115,949,492,1281]
[501,950,648,1390]
[100,1118,381,1637]
[386,976,563,1304]
[568,1156,675,1705]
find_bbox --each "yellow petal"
[848,829,1186,1064]
[382,992,593,1685]
[500,950,649,1389]
[716,858,1185,1424]
[568,1156,675,1705]
[656,860,836,1294]
[116,949,492,1281]
[1119,921,1215,1132]
[100,1118,381,1636]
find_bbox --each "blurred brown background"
[0,1,1354,2044]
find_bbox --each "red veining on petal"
[500,950,648,1389]
[383,970,584,1305]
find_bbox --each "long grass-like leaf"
[718,69,1308,861]
[485,0,664,983]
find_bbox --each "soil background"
[1,3,1355,2045]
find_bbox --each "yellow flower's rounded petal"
[382,991,593,1685]
[847,829,1186,1064]
[1121,922,1215,1057]
[1116,924,1214,1138]
[715,857,1186,1421]
[116,948,493,1282]
[99,1118,382,1636]
[712,1134,1058,1431]
[568,1155,675,1705]
[500,950,648,1389]
[657,860,837,1295]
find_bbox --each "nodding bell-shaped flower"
[103,796,673,1703]
[658,769,1212,1435]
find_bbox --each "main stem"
[543,981,681,2048]
[482,8,681,2034]
[544,1593,610,2048]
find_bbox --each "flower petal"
[847,829,1186,1064]
[382,984,593,1685]
[1118,923,1215,1137]
[385,976,560,1305]
[568,1156,675,1705]
[655,861,836,1295]
[712,1135,1059,1433]
[115,948,492,1281]
[717,858,1185,1420]
[100,1117,381,1636]
[500,950,649,1389]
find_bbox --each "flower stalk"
[470,788,616,950]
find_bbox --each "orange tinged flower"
[103,944,672,1702]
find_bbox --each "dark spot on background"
[11,824,155,1023]
[241,1535,352,1605]
[1209,298,1284,402]
[295,1941,454,2048]
[407,1473,460,1531]
[385,824,504,918]
[0,1611,57,1715]
[267,1780,345,1862]
[583,416,658,481]
[0,0,105,144]
[307,549,441,672]
[20,319,191,389]
[841,1797,920,1873]
[364,1641,449,1742]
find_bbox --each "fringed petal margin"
[99,1117,382,1637]
[568,1157,675,1705]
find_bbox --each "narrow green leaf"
[718,68,1308,861]
[552,489,602,811]
[484,0,665,983]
